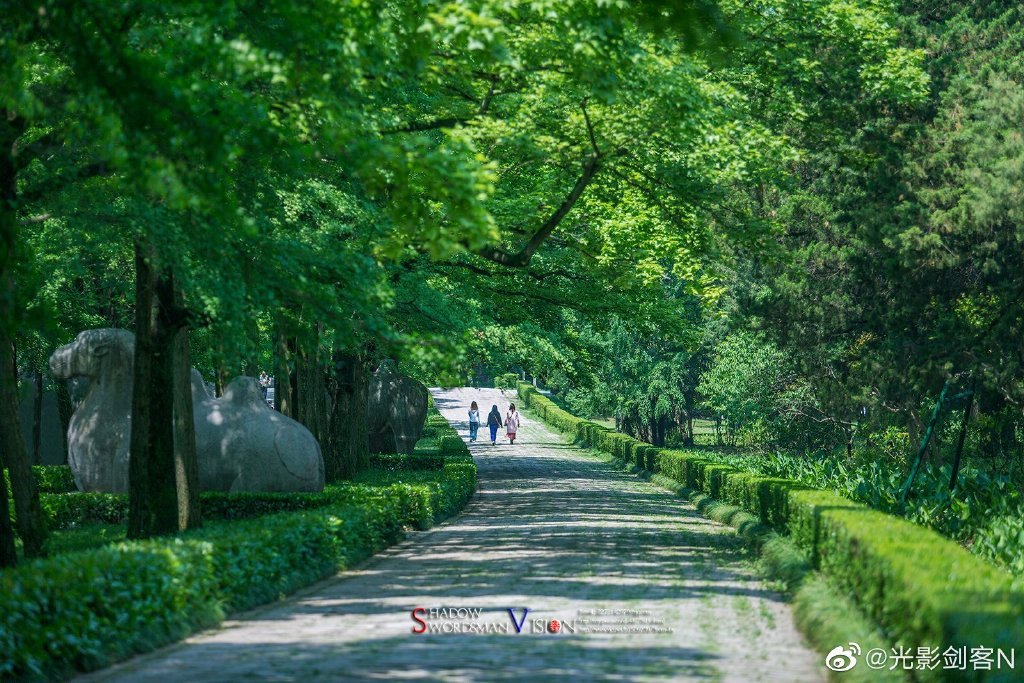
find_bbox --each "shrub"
[38,492,130,528]
[36,489,343,530]
[33,466,77,493]
[369,453,445,471]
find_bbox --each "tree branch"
[478,152,601,268]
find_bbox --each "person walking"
[486,404,502,445]
[506,403,521,445]
[468,401,480,442]
[258,370,270,400]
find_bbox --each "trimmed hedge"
[36,489,343,530]
[1,411,476,680]
[369,453,445,471]
[519,383,1024,682]
[1,486,420,679]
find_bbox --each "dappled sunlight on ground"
[80,388,822,683]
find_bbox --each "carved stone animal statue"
[190,371,324,492]
[49,329,134,493]
[49,328,324,493]
[367,360,428,454]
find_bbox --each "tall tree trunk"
[241,315,260,378]
[0,461,16,567]
[0,111,47,558]
[31,369,43,464]
[683,391,695,447]
[173,326,201,530]
[0,332,47,557]
[55,378,72,464]
[326,351,369,481]
[216,362,230,398]
[906,407,936,465]
[127,241,179,539]
[297,323,327,447]
[274,326,294,417]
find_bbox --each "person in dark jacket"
[486,404,503,445]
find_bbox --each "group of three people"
[467,401,521,445]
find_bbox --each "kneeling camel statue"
[49,328,324,494]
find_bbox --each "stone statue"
[190,371,324,492]
[49,329,134,493]
[367,360,428,454]
[49,328,324,493]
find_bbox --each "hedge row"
[518,382,1024,682]
[1,486,421,679]
[369,453,445,471]
[1,412,476,680]
[35,487,348,530]
[422,409,472,459]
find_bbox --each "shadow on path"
[80,388,823,683]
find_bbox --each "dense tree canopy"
[6,0,1024,569]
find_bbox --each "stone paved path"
[81,388,824,682]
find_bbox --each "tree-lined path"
[81,388,823,682]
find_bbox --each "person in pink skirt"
[506,403,521,445]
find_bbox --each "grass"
[792,575,905,683]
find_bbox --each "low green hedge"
[36,488,343,530]
[1,487,410,679]
[427,407,471,459]
[1,425,477,680]
[520,383,1024,682]
[369,453,445,471]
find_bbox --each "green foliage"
[31,466,76,494]
[697,332,847,452]
[36,493,128,530]
[690,448,1024,578]
[42,524,126,557]
[32,488,341,530]
[368,454,445,471]
[792,576,905,683]
[3,466,77,495]
[707,1,1024,483]
[493,373,519,390]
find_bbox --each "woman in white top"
[506,403,521,445]
[468,401,480,442]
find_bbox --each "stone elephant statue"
[367,360,428,454]
[49,328,324,493]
